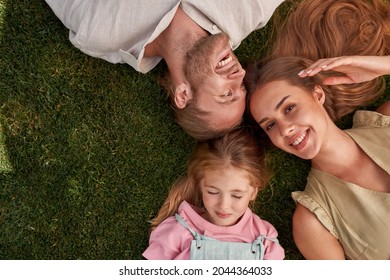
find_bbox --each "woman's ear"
[174,83,193,109]
[313,85,325,105]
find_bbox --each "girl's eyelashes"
[207,191,219,195]
[206,190,243,199]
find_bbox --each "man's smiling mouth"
[217,54,232,68]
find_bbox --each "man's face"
[184,33,247,131]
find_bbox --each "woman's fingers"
[298,57,350,77]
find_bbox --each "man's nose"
[228,67,246,80]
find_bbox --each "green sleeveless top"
[292,110,390,260]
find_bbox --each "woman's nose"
[279,121,294,137]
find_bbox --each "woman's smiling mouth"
[289,129,309,150]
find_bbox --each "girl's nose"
[218,196,229,210]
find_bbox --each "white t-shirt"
[45,0,285,73]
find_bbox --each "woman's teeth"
[217,55,232,68]
[292,131,307,146]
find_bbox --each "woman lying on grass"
[246,55,390,259]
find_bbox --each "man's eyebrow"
[258,95,290,125]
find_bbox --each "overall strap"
[175,214,199,239]
[175,214,220,249]
[252,235,280,260]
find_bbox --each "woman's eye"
[208,191,218,195]
[232,195,242,199]
[265,122,274,131]
[285,105,295,113]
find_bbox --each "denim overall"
[175,214,279,260]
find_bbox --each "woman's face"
[249,80,328,160]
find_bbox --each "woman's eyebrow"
[258,95,290,125]
[275,95,290,110]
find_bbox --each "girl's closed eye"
[207,190,219,195]
[231,193,243,199]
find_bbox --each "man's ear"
[313,85,325,105]
[174,83,193,109]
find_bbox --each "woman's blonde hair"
[150,127,270,230]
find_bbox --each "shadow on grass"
[0,120,12,172]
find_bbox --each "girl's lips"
[216,212,231,219]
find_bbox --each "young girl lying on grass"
[143,128,285,260]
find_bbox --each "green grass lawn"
[0,0,388,260]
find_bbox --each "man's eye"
[222,91,233,97]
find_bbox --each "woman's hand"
[298,56,390,85]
